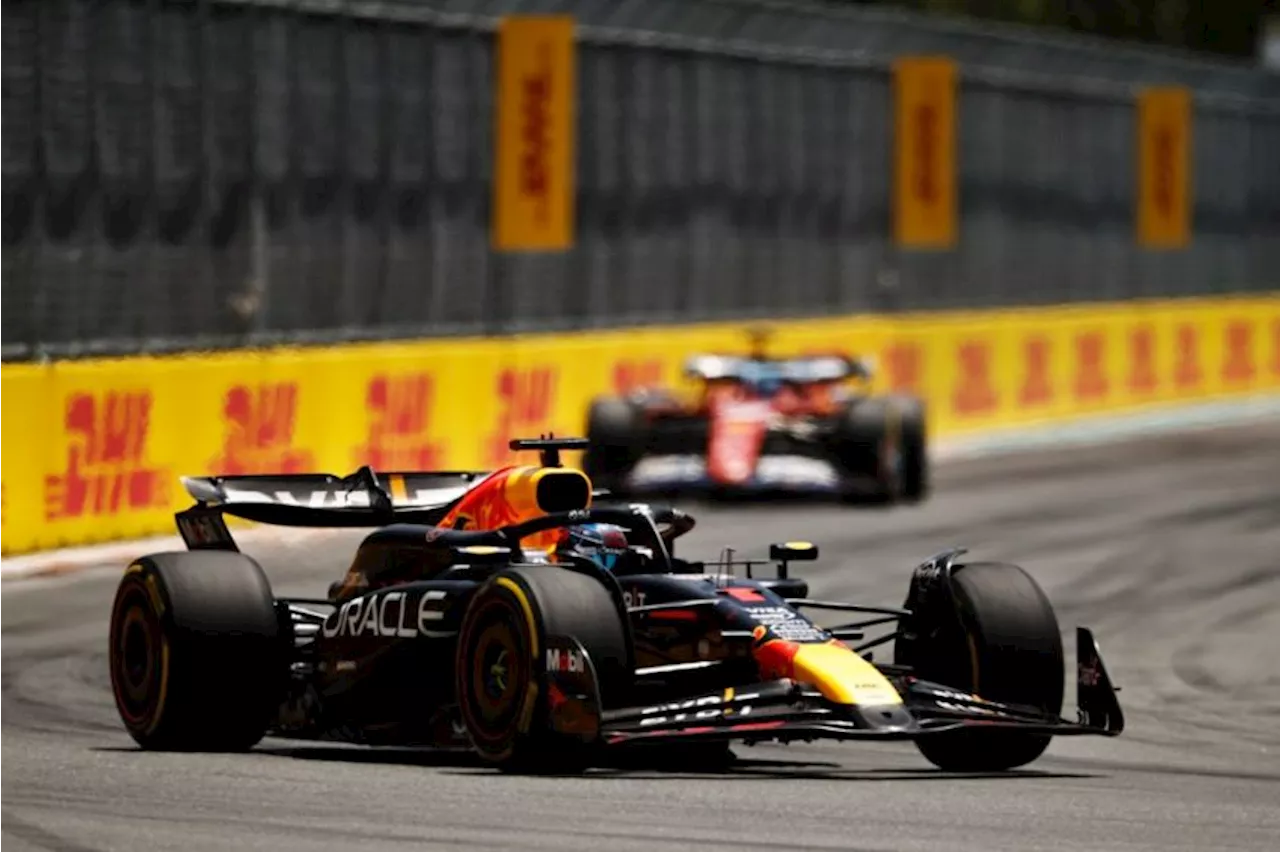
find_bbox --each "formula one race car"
[583,331,927,503]
[108,437,1123,774]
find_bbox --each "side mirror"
[770,541,818,578]
[770,541,819,562]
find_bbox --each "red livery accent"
[707,399,772,485]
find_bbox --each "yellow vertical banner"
[492,16,576,251]
[893,56,957,249]
[1137,86,1191,249]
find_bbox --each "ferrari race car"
[582,334,928,503]
[109,437,1123,773]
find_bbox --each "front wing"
[549,628,1124,748]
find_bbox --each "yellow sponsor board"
[2,295,1278,554]
[1137,86,1192,249]
[492,16,577,251]
[893,56,958,249]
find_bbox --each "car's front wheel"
[895,561,1065,771]
[455,566,630,773]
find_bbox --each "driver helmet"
[555,523,631,571]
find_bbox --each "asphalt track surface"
[4,421,1279,852]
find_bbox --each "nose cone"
[789,642,904,707]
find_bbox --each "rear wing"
[175,465,487,550]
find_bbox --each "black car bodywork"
[108,440,1123,772]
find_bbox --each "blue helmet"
[557,523,631,571]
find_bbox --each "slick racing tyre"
[108,551,286,751]
[836,395,928,503]
[896,562,1065,771]
[456,566,629,774]
[582,396,643,491]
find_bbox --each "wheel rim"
[110,583,164,728]
[461,596,531,747]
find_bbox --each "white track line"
[3,394,1277,582]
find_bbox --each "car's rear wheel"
[896,397,929,503]
[108,551,286,751]
[582,396,643,491]
[895,561,1064,771]
[836,396,926,503]
[456,566,629,773]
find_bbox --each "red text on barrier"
[883,342,923,393]
[520,43,554,225]
[1127,326,1158,395]
[1222,321,1255,384]
[613,359,663,395]
[488,366,557,466]
[355,373,444,470]
[1018,336,1052,407]
[952,341,998,416]
[1073,332,1109,402]
[213,382,314,475]
[45,390,170,521]
[1174,324,1201,390]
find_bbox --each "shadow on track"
[94,744,1095,782]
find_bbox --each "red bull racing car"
[583,334,928,504]
[109,437,1123,773]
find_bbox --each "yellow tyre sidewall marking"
[494,576,541,735]
[120,563,172,736]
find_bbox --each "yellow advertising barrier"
[3,295,1278,555]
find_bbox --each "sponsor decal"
[220,485,466,508]
[486,366,556,467]
[321,589,451,639]
[1127,325,1158,395]
[1078,658,1101,688]
[613,359,663,394]
[882,341,922,393]
[744,606,827,643]
[546,647,585,674]
[1073,331,1109,402]
[354,373,444,470]
[212,382,314,475]
[893,56,957,248]
[176,510,234,549]
[638,692,758,727]
[622,589,647,608]
[492,16,574,250]
[929,687,984,703]
[1018,336,1053,408]
[630,455,706,484]
[936,700,1004,716]
[44,390,170,521]
[1174,324,1201,390]
[1137,87,1190,249]
[1222,321,1255,384]
[952,340,998,416]
[754,456,839,487]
